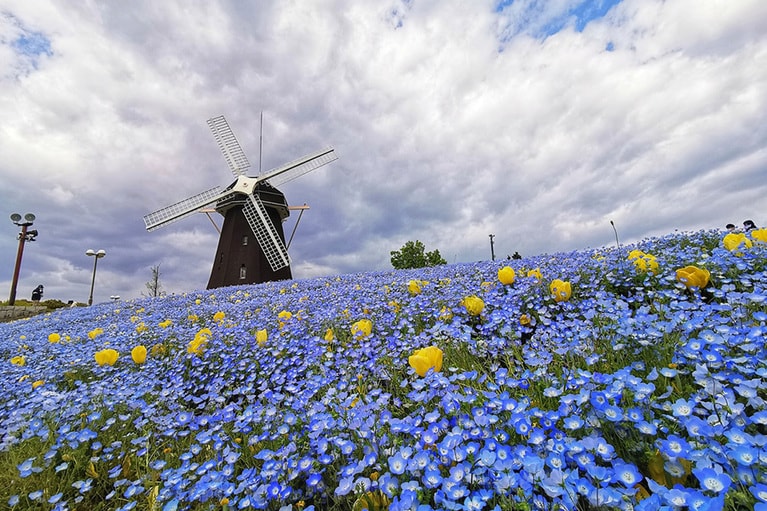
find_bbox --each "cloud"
[0,0,765,303]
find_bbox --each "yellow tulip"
[498,266,516,285]
[461,295,485,316]
[527,268,542,282]
[520,314,531,326]
[10,355,25,366]
[278,310,293,320]
[256,329,268,347]
[407,279,422,296]
[88,328,104,340]
[94,349,119,366]
[131,345,147,364]
[675,265,710,289]
[408,346,443,377]
[550,279,572,302]
[32,380,44,389]
[723,233,752,252]
[135,322,148,333]
[351,319,373,338]
[751,228,767,244]
[48,333,61,343]
[324,328,334,342]
[158,319,173,328]
[213,311,226,323]
[630,252,659,275]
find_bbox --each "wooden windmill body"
[143,115,337,289]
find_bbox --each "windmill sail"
[143,186,224,231]
[260,148,337,187]
[208,115,251,177]
[242,194,291,271]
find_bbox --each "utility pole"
[489,234,495,261]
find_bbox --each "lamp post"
[8,213,37,306]
[86,249,106,306]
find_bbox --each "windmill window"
[239,265,247,280]
[242,235,248,246]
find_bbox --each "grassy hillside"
[1,229,766,511]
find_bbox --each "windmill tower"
[143,115,337,289]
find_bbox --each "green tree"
[390,240,447,270]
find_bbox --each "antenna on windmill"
[143,115,337,288]
[259,111,263,175]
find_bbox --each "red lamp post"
[8,213,37,306]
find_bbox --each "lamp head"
[10,213,21,223]
[24,213,35,222]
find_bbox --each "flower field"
[1,229,767,511]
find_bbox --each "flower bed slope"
[1,229,767,511]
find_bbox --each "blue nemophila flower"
[693,467,731,494]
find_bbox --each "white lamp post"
[86,249,106,306]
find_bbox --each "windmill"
[143,115,337,289]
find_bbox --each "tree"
[390,240,447,270]
[144,264,165,298]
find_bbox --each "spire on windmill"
[143,115,337,289]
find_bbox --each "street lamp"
[86,249,106,306]
[8,213,37,306]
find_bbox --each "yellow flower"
[407,279,423,296]
[10,355,25,366]
[32,380,44,389]
[497,266,516,285]
[550,279,572,302]
[751,228,767,244]
[352,490,390,511]
[438,306,453,322]
[220,497,230,506]
[520,314,531,326]
[88,328,104,340]
[136,322,149,333]
[629,251,659,274]
[213,311,226,323]
[187,313,199,322]
[723,232,752,252]
[150,343,166,357]
[675,265,710,289]
[408,346,444,377]
[94,349,119,366]
[324,328,334,342]
[48,333,61,343]
[158,319,173,328]
[351,319,373,338]
[278,310,293,320]
[188,328,212,355]
[131,345,147,364]
[461,295,485,316]
[388,300,401,313]
[527,268,542,282]
[256,329,268,347]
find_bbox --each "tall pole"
[8,224,28,306]
[489,234,496,261]
[86,249,106,306]
[88,256,99,306]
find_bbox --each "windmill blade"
[208,115,251,177]
[261,148,337,188]
[143,186,226,231]
[242,194,291,271]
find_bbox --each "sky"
[1,0,765,305]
